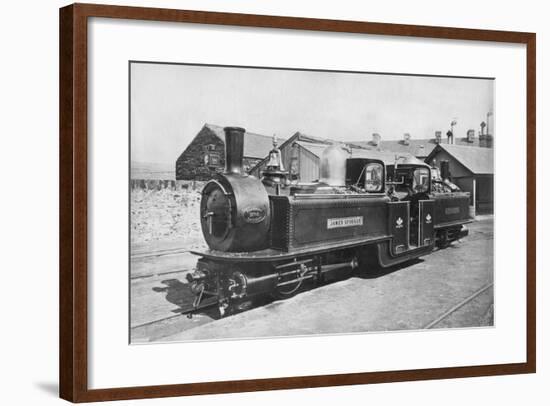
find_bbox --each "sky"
[130,62,494,165]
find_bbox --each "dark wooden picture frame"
[59,3,536,402]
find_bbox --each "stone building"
[175,124,284,180]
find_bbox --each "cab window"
[364,163,383,192]
[412,168,430,193]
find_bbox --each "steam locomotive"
[186,127,471,316]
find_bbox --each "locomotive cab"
[385,158,434,248]
[387,160,431,201]
[345,158,385,193]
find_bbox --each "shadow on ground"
[151,258,422,320]
[357,258,424,279]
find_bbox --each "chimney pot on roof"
[467,129,475,143]
[403,133,411,145]
[435,131,442,144]
[446,130,454,145]
[480,121,486,136]
[371,133,381,147]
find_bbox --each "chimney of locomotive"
[223,126,245,174]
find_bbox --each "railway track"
[423,282,494,329]
[130,267,191,281]
[131,247,189,259]
[130,246,198,280]
[131,280,494,338]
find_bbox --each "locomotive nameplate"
[445,207,460,215]
[243,207,267,223]
[327,216,364,229]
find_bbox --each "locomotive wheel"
[271,272,309,300]
[436,227,461,248]
[435,230,449,248]
[271,282,304,300]
[270,263,313,300]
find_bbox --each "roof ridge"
[426,143,494,174]
[440,143,489,149]
[204,122,284,140]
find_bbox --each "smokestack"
[435,131,442,144]
[224,126,245,174]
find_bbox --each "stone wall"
[130,179,204,191]
[176,126,263,180]
[130,187,206,247]
[175,126,225,180]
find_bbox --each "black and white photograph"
[2,0,544,403]
[129,62,494,344]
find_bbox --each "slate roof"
[349,148,415,166]
[425,144,494,175]
[294,141,332,158]
[290,132,337,146]
[204,123,285,159]
[291,134,377,159]
[295,141,417,166]
[348,136,492,158]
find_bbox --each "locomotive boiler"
[186,127,471,316]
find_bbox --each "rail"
[423,283,494,329]
[131,247,189,259]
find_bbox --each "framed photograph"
[59,3,536,402]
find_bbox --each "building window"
[204,152,220,168]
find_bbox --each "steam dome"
[319,144,349,186]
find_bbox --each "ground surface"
[130,216,494,343]
[131,187,207,246]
